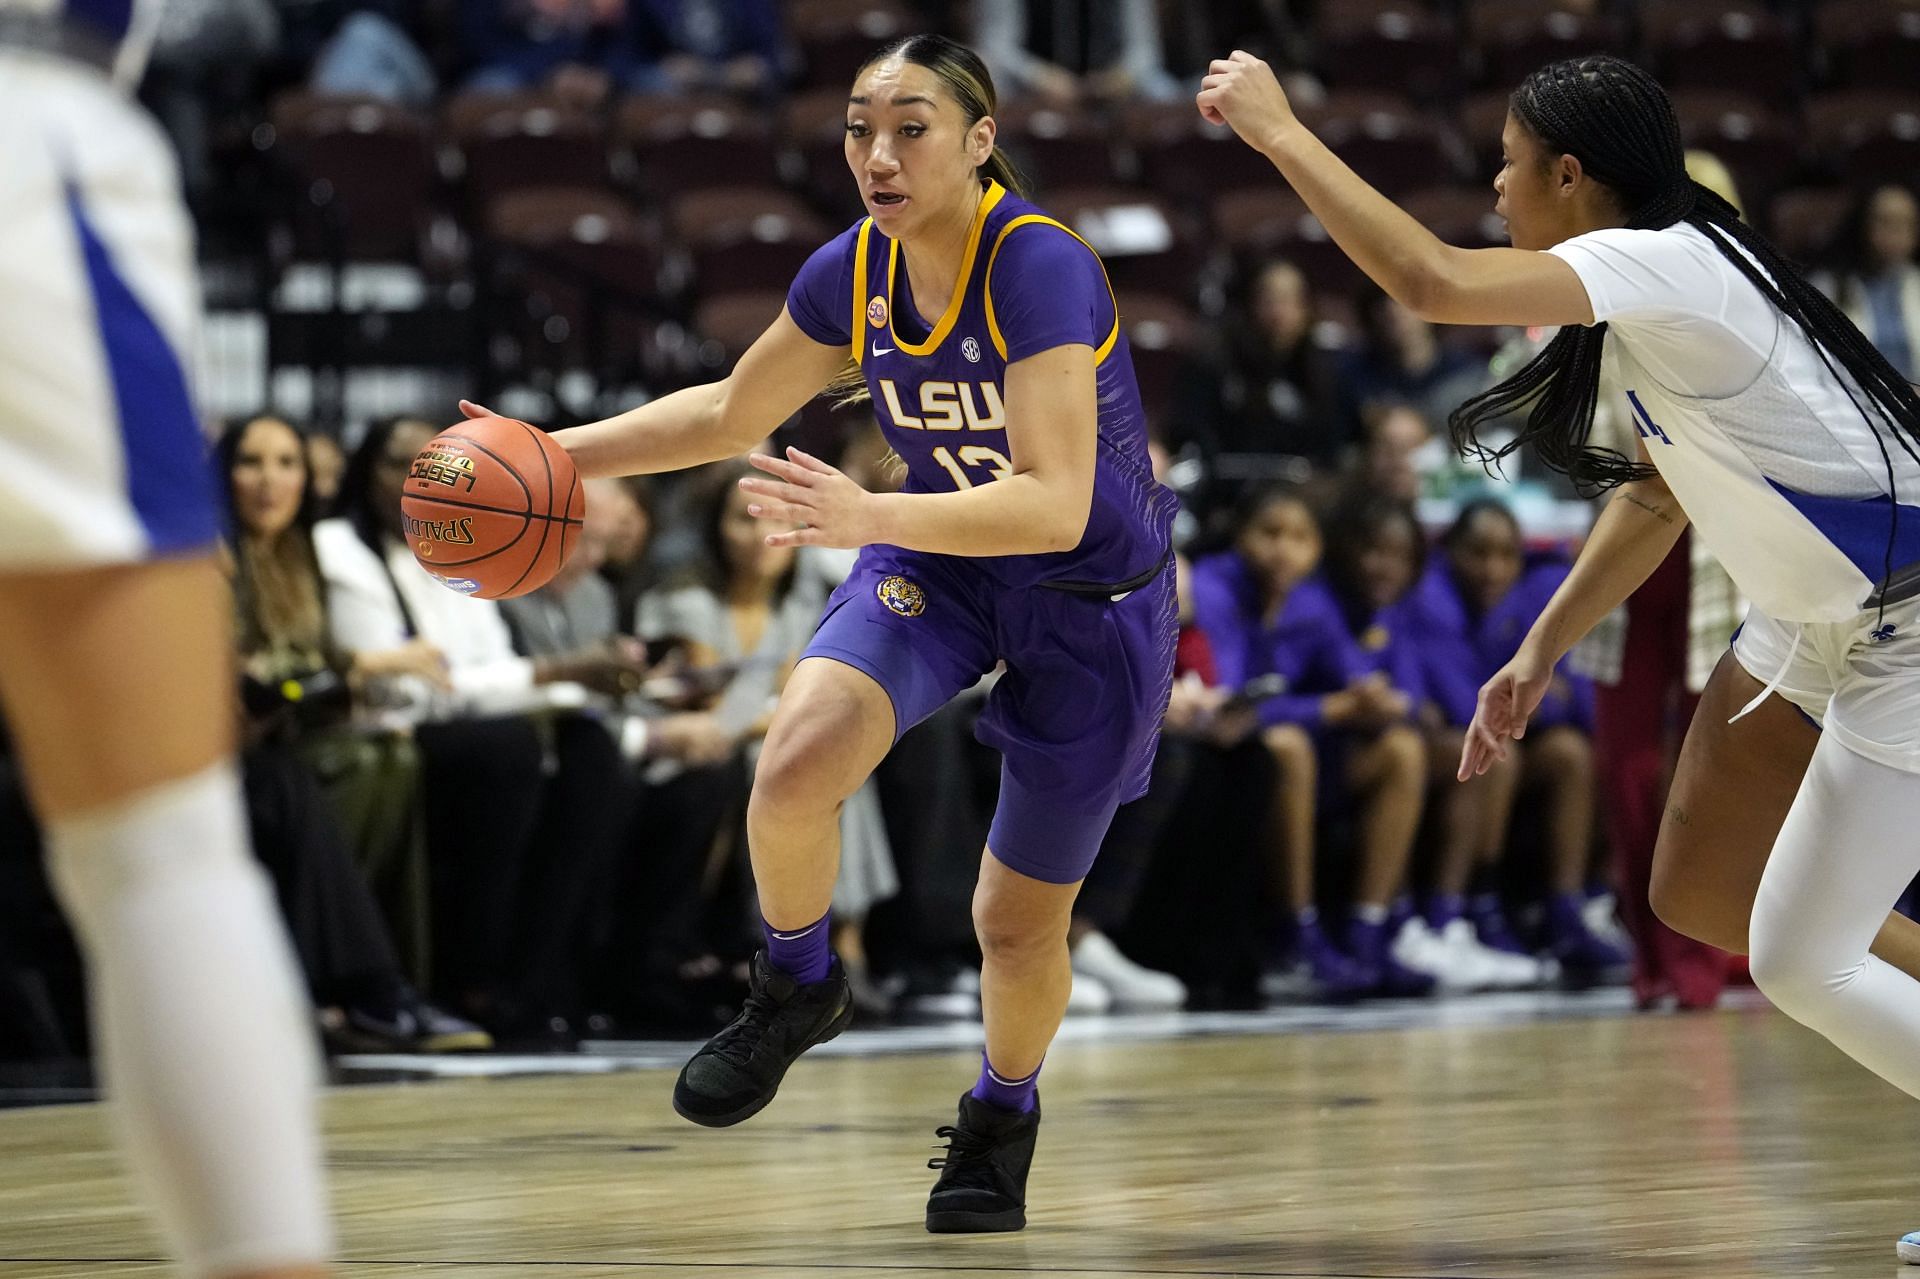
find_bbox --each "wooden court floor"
[2,1005,1917,1278]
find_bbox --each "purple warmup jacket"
[1410,559,1595,731]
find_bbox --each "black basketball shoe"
[671,952,852,1127]
[925,1092,1041,1233]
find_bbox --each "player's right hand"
[1457,650,1554,781]
[1196,51,1299,156]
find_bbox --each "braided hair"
[1450,56,1920,525]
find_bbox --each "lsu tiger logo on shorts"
[867,294,889,328]
[877,575,925,617]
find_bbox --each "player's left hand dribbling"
[1196,50,1299,156]
[741,447,880,549]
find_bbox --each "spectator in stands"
[306,432,348,510]
[218,414,489,1052]
[1351,402,1436,504]
[1071,552,1259,1011]
[597,475,657,632]
[1410,499,1621,976]
[1170,257,1346,473]
[1818,184,1920,382]
[306,3,439,106]
[972,0,1179,104]
[1338,286,1485,437]
[1190,486,1434,999]
[629,0,788,98]
[1319,493,1537,991]
[636,460,899,1015]
[318,416,636,1044]
[460,0,644,102]
[498,476,754,1031]
[141,0,278,200]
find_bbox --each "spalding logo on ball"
[400,415,586,600]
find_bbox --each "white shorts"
[1732,596,1920,774]
[0,51,215,571]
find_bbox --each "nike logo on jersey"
[871,342,895,356]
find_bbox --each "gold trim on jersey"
[851,217,874,367]
[982,215,1121,365]
[883,181,1008,358]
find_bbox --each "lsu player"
[1200,50,1920,1261]
[461,31,1177,1233]
[0,1,331,1275]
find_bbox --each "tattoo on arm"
[1620,491,1675,525]
[1668,804,1690,827]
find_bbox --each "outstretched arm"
[1458,462,1687,778]
[500,307,850,479]
[1196,52,1594,328]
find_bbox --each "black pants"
[241,739,403,1008]
[415,712,628,1013]
[0,751,85,1059]
[591,756,748,1014]
[1079,733,1200,936]
[1117,735,1276,1005]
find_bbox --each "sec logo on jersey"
[876,575,926,617]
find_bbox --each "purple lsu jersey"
[786,179,1175,592]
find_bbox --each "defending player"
[0,2,332,1274]
[462,33,1177,1232]
[1199,50,1920,1259]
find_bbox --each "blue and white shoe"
[1897,1229,1920,1264]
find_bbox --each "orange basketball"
[400,415,586,600]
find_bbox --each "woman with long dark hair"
[218,415,489,1053]
[1202,51,1920,1258]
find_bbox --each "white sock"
[1748,733,1920,1099]
[46,761,332,1276]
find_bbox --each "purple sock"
[970,1052,1041,1114]
[762,911,831,984]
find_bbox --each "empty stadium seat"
[615,94,786,201]
[267,92,437,263]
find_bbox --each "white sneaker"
[1066,970,1113,1015]
[1897,1230,1920,1264]
[1071,931,1187,1010]
[1582,892,1632,953]
[1401,918,1545,991]
[1395,917,1495,992]
[1440,919,1548,989]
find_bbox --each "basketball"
[400,415,586,600]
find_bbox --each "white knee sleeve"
[1749,734,1920,1100]
[46,761,333,1276]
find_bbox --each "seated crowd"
[3,373,1675,1061]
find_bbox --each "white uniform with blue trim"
[1550,222,1920,772]
[0,0,215,569]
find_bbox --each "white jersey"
[1548,222,1920,622]
[0,29,207,569]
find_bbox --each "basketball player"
[461,33,1176,1232]
[0,4,332,1276]
[1199,51,1920,1260]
